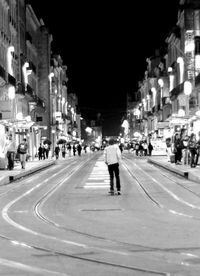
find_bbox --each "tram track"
[0,153,197,275]
[123,156,200,213]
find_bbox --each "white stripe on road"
[84,159,110,189]
[84,185,109,189]
[85,182,109,185]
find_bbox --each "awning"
[170,83,184,100]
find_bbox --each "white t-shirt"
[104,144,121,165]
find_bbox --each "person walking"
[44,144,50,159]
[143,141,148,156]
[38,143,43,160]
[67,143,72,157]
[73,144,76,156]
[104,138,122,195]
[4,134,16,170]
[195,131,200,166]
[148,142,153,156]
[165,138,172,162]
[77,143,82,156]
[61,144,66,158]
[17,138,28,169]
[173,133,183,165]
[188,133,197,168]
[55,145,60,160]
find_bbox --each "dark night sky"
[28,0,180,136]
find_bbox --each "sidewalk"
[147,156,200,183]
[0,158,56,185]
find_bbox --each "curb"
[147,158,188,178]
[1,160,56,185]
[188,172,200,183]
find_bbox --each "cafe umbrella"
[43,138,52,145]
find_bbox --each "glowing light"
[178,109,185,117]
[7,46,14,75]
[134,132,142,138]
[196,110,200,116]
[8,86,15,100]
[195,54,200,75]
[158,79,164,88]
[16,112,23,120]
[121,120,129,128]
[134,108,140,116]
[62,97,65,105]
[151,87,157,106]
[169,75,175,92]
[184,81,192,96]
[177,57,184,84]
[85,127,92,134]
[22,62,32,90]
[25,116,31,122]
[48,72,54,91]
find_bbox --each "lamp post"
[51,129,56,157]
[184,80,192,116]
[158,79,164,109]
[8,85,16,125]
[184,80,192,165]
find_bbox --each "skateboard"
[108,191,121,196]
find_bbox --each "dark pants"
[38,154,43,160]
[190,149,197,167]
[175,148,182,163]
[7,151,15,170]
[108,163,121,192]
[196,150,200,165]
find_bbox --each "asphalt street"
[0,152,200,275]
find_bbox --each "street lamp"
[184,80,192,166]
[51,129,56,157]
[158,79,164,108]
[184,80,192,116]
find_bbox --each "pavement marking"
[84,159,110,190]
[84,185,109,189]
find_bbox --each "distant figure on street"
[104,138,121,195]
[4,134,16,170]
[73,144,76,156]
[38,143,44,160]
[143,141,148,156]
[61,144,66,158]
[165,138,172,162]
[148,142,153,156]
[17,138,28,169]
[84,144,87,153]
[67,143,72,157]
[119,143,123,153]
[173,132,183,165]
[196,131,200,166]
[135,142,139,156]
[55,145,60,160]
[77,143,82,156]
[44,144,50,159]
[188,133,197,168]
[139,142,144,156]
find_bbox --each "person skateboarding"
[104,138,122,195]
